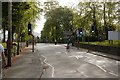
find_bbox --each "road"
[35,43,120,78]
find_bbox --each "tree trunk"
[12,26,14,42]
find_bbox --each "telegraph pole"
[7,1,12,66]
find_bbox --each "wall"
[74,42,120,56]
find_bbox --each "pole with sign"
[28,22,34,52]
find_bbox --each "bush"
[83,36,98,42]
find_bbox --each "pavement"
[2,45,43,79]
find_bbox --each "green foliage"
[1,43,6,48]
[41,6,73,42]
[1,2,42,42]
[40,1,119,43]
[73,2,119,42]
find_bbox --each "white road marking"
[65,52,67,54]
[76,69,88,77]
[109,72,118,77]
[80,72,88,77]
[96,64,107,72]
[57,52,61,54]
[41,55,55,78]
[69,55,84,60]
[36,50,43,64]
[74,56,79,60]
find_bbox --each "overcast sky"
[34,0,79,35]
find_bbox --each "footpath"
[2,46,43,80]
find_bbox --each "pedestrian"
[55,40,57,45]
[0,44,4,55]
[66,38,70,49]
[0,44,7,68]
[26,41,28,47]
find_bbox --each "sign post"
[28,22,34,52]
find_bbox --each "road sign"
[108,31,120,40]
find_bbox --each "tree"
[41,6,73,42]
[74,2,119,41]
[2,2,8,42]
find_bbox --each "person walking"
[66,38,70,49]
[0,44,7,68]
[55,40,57,45]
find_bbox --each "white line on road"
[65,52,67,54]
[76,69,88,77]
[96,64,107,72]
[109,72,118,77]
[36,50,43,64]
[41,55,55,78]
[36,50,45,78]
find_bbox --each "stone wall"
[74,42,120,56]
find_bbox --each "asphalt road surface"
[35,43,120,78]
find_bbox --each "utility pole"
[7,1,12,66]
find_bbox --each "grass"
[80,40,120,47]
